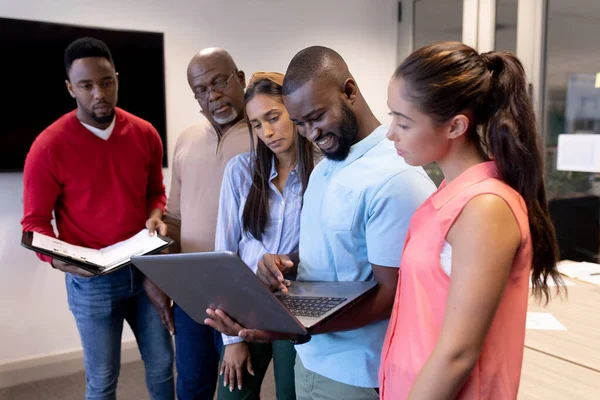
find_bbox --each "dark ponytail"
[481,52,562,303]
[396,42,563,303]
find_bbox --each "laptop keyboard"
[279,296,347,318]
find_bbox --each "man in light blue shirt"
[206,46,435,399]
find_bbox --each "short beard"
[323,101,358,161]
[91,109,115,124]
[213,108,239,125]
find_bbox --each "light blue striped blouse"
[215,152,303,345]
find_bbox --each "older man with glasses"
[142,47,253,400]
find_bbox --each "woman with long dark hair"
[379,42,564,399]
[214,72,315,399]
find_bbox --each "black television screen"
[0,17,168,171]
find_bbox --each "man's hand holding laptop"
[204,252,300,343]
[204,308,299,343]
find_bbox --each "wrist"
[149,208,164,220]
[289,333,311,345]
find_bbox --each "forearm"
[148,208,164,220]
[407,348,477,400]
[146,131,167,215]
[22,216,55,236]
[24,224,59,264]
[147,195,166,215]
[22,145,61,265]
[311,286,394,334]
[164,213,182,253]
[22,213,57,265]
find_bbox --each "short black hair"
[64,37,114,76]
[282,46,346,95]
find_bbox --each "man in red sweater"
[21,37,174,400]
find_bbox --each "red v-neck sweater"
[21,108,166,262]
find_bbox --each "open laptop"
[131,251,377,335]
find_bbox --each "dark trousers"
[218,340,296,400]
[173,304,223,400]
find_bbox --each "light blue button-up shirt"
[215,152,303,345]
[295,125,436,387]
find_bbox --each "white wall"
[0,0,398,368]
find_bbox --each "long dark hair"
[395,41,562,303]
[242,78,315,241]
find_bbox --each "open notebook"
[21,229,173,275]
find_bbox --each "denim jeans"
[66,266,174,400]
[173,304,223,400]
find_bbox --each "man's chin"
[92,110,115,124]
[212,110,238,125]
[323,143,352,161]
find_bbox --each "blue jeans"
[66,266,174,400]
[173,304,223,400]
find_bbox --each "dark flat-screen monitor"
[0,17,167,171]
[549,194,600,263]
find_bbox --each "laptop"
[131,251,377,335]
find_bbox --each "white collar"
[80,117,116,140]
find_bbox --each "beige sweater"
[166,118,252,253]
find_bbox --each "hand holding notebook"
[21,229,173,276]
[52,258,95,277]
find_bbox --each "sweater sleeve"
[146,125,167,215]
[165,133,183,221]
[21,140,60,264]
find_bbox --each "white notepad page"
[526,312,567,330]
[99,230,168,271]
[31,229,167,271]
[557,260,600,279]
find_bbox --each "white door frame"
[396,0,416,65]
[463,0,497,52]
[516,0,549,133]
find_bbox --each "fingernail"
[238,385,242,390]
[223,381,227,387]
[230,386,233,392]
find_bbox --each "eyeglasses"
[193,71,237,100]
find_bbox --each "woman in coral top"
[379,41,564,400]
